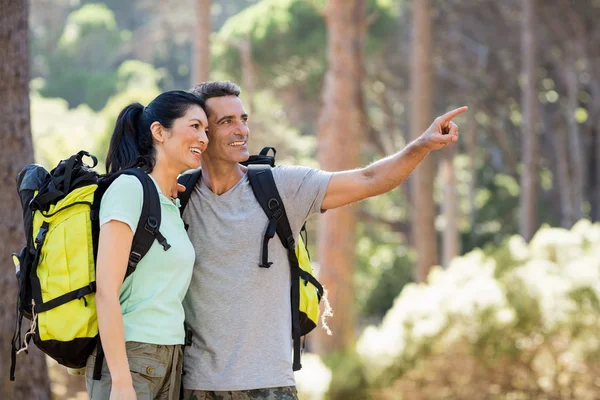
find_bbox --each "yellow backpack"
[10,151,167,381]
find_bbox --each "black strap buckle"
[144,216,158,233]
[155,231,171,251]
[128,251,142,267]
[35,224,49,246]
[286,236,295,249]
[268,199,284,219]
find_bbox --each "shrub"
[357,220,600,399]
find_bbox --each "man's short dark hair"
[190,81,241,116]
[191,81,241,100]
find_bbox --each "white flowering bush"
[357,220,600,399]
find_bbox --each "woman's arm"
[95,219,137,398]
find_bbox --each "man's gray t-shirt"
[182,165,332,391]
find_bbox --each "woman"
[85,90,208,400]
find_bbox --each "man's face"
[204,96,250,164]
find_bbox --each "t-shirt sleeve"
[273,165,333,233]
[99,174,144,233]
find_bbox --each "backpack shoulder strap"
[177,169,202,216]
[119,169,169,279]
[247,165,295,252]
[246,164,303,371]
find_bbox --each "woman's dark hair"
[105,90,205,174]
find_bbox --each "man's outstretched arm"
[321,106,468,211]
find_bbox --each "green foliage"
[95,61,163,163]
[114,60,164,92]
[213,0,326,95]
[466,169,521,250]
[245,90,317,165]
[352,174,413,320]
[362,253,414,318]
[39,3,125,110]
[213,0,398,99]
[30,92,107,169]
[324,351,370,400]
[354,224,414,319]
[31,60,163,172]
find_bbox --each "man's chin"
[232,151,250,163]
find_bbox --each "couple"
[86,80,467,400]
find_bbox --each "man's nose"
[235,121,249,136]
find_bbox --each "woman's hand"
[109,380,137,400]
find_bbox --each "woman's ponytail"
[105,103,153,174]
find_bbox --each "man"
[181,81,466,399]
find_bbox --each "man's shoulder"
[271,164,316,179]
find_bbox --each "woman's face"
[159,104,209,172]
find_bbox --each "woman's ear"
[150,121,165,143]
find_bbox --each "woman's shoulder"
[106,174,145,195]
[100,173,145,210]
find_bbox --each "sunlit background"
[3,0,600,399]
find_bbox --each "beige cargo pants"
[85,341,183,400]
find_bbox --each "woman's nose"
[196,131,208,152]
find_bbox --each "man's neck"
[201,158,247,195]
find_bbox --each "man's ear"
[151,121,165,143]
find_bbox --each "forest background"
[1,0,600,399]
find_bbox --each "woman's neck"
[149,160,180,199]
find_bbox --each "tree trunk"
[466,114,478,241]
[519,0,539,241]
[315,0,366,353]
[441,145,460,267]
[590,75,600,221]
[235,38,257,115]
[191,0,211,85]
[0,0,51,398]
[563,56,585,224]
[545,106,575,228]
[411,0,438,281]
[493,107,520,177]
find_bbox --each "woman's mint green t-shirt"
[99,174,195,345]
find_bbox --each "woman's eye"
[192,124,200,129]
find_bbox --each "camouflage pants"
[182,386,298,400]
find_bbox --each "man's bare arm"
[321,106,468,210]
